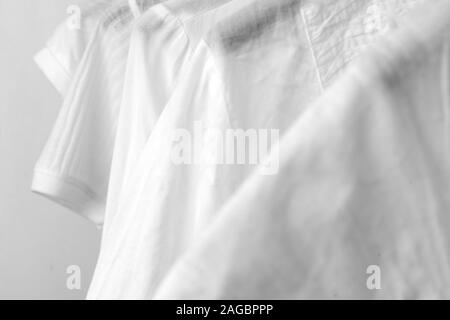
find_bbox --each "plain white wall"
[0,0,101,299]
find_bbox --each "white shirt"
[155,0,450,299]
[87,0,423,299]
[87,0,244,299]
[32,0,155,225]
[100,0,240,234]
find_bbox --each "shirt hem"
[31,170,104,227]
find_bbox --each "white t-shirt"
[87,0,246,299]
[32,0,155,226]
[154,0,450,299]
[100,0,242,235]
[87,0,422,299]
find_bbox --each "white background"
[0,0,100,299]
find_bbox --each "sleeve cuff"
[33,47,72,97]
[31,170,105,227]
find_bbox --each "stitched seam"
[300,6,325,93]
[33,169,103,201]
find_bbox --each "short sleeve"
[32,25,123,227]
[34,16,89,96]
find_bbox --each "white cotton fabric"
[34,0,122,96]
[154,1,450,299]
[32,0,156,225]
[87,0,424,299]
[87,0,248,299]
[99,0,240,240]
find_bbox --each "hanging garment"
[86,0,424,299]
[32,0,156,225]
[88,0,255,299]
[153,0,450,299]
[100,0,241,242]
